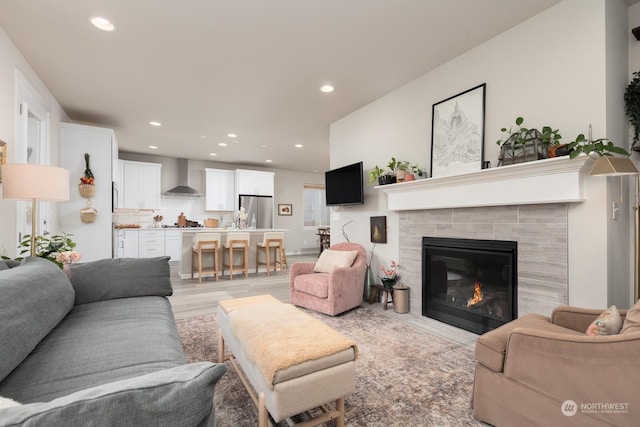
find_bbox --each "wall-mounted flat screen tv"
[325,161,364,206]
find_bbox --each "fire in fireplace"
[422,237,517,334]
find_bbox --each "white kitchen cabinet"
[119,160,162,209]
[235,169,274,196]
[164,229,181,261]
[115,229,139,258]
[138,229,165,258]
[205,168,235,211]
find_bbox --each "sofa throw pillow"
[0,362,227,426]
[0,257,75,383]
[0,259,8,271]
[585,305,622,336]
[621,298,640,334]
[313,249,358,274]
[69,256,173,305]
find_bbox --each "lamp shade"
[589,156,639,176]
[2,163,70,201]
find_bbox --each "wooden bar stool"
[191,233,221,283]
[255,231,284,276]
[222,232,250,280]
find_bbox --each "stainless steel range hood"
[164,158,202,196]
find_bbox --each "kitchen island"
[178,228,288,279]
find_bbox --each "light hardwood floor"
[168,255,479,350]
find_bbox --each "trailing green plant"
[568,134,629,159]
[387,157,400,174]
[367,165,388,185]
[625,70,640,149]
[5,233,77,268]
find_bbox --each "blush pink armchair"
[290,242,366,316]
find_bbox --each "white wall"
[0,26,68,258]
[330,0,633,308]
[118,151,324,254]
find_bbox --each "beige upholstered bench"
[217,294,357,426]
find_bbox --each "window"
[303,184,330,228]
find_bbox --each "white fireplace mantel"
[377,155,593,211]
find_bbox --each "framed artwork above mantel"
[431,83,486,178]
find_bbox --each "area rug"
[176,307,481,426]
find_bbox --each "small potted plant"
[411,164,428,179]
[396,160,410,182]
[368,165,396,185]
[379,260,400,290]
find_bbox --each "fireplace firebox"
[422,237,517,334]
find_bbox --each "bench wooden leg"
[218,328,225,363]
[259,392,268,427]
[336,396,345,427]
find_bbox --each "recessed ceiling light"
[227,133,237,138]
[90,17,115,31]
[149,121,162,126]
[260,144,267,148]
[218,142,227,147]
[148,145,158,149]
[266,159,273,163]
[295,144,303,148]
[209,153,217,156]
[320,84,334,93]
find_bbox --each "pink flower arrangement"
[380,260,400,281]
[55,251,81,266]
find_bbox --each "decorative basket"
[80,206,98,223]
[78,183,96,198]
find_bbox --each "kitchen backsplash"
[115,195,234,228]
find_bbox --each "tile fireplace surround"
[378,155,626,318]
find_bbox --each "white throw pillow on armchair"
[313,249,358,273]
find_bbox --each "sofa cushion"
[313,249,358,273]
[0,296,185,403]
[621,298,640,334]
[0,362,227,427]
[0,259,8,271]
[585,305,622,336]
[475,313,582,372]
[294,273,330,298]
[0,257,75,383]
[69,256,172,305]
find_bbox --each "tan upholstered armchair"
[471,305,640,427]
[290,242,366,316]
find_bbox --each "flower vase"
[382,278,397,290]
[363,265,375,301]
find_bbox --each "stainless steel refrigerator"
[238,195,274,229]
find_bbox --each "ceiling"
[0,0,568,173]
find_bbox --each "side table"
[368,284,393,310]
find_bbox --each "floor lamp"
[589,156,640,303]
[2,164,70,257]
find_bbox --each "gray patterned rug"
[176,306,481,426]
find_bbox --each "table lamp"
[2,163,70,256]
[589,156,640,302]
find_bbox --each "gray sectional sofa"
[0,256,226,426]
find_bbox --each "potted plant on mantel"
[625,69,640,151]
[567,126,629,158]
[368,165,396,186]
[496,116,564,166]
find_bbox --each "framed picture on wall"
[431,83,486,177]
[278,204,292,216]
[370,216,387,244]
